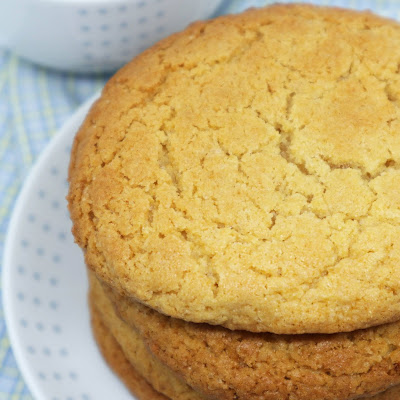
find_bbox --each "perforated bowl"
[0,0,224,73]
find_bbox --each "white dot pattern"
[71,0,222,73]
[3,95,135,399]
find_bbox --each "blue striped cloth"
[1,0,399,397]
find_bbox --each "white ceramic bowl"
[0,0,224,73]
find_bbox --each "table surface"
[0,0,399,398]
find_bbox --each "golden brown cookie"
[90,271,400,400]
[69,3,400,334]
[89,275,205,400]
[89,273,400,400]
[90,303,168,400]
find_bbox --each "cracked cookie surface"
[69,4,400,333]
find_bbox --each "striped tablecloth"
[1,0,399,398]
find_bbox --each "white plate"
[3,93,135,400]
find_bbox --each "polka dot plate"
[3,93,135,400]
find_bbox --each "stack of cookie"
[68,4,400,399]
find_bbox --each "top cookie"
[68,3,400,334]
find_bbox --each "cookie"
[90,303,168,400]
[89,274,204,400]
[69,3,400,334]
[88,272,400,400]
[90,270,400,400]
